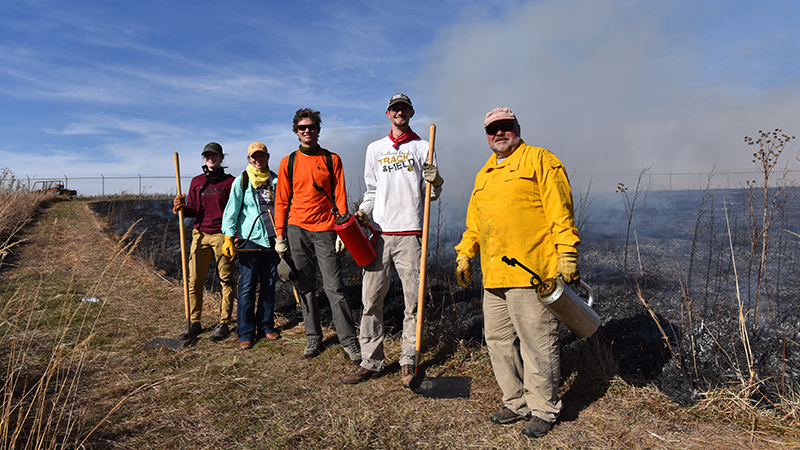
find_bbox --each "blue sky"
[2,0,800,206]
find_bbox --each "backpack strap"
[287,149,336,212]
[233,170,248,236]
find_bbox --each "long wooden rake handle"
[174,153,192,337]
[415,124,436,374]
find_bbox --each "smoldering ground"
[93,186,800,406]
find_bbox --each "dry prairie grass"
[0,197,798,449]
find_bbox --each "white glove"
[275,238,288,257]
[335,235,346,256]
[422,163,444,187]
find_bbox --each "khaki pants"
[483,287,561,422]
[359,234,421,371]
[188,229,235,324]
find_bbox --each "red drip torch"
[314,182,379,266]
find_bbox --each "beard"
[489,135,521,156]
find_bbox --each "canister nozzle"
[502,256,543,288]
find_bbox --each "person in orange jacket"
[454,107,580,439]
[273,108,360,363]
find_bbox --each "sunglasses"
[297,124,318,132]
[485,121,516,135]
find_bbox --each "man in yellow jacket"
[454,107,580,439]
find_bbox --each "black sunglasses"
[297,124,318,132]
[485,121,516,135]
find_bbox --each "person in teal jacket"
[222,142,281,350]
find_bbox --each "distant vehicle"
[32,180,77,198]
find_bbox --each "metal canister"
[537,277,600,338]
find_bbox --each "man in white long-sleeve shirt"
[341,93,444,387]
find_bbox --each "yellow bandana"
[246,164,271,189]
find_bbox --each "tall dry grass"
[0,168,151,448]
[610,131,800,429]
[0,169,52,267]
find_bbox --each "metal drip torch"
[502,256,600,338]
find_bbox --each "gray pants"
[287,225,357,346]
[483,287,562,422]
[359,234,421,371]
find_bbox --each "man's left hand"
[556,252,580,283]
[422,163,444,188]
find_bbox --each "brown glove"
[455,254,471,289]
[173,194,185,214]
[556,252,580,283]
[277,257,296,282]
[355,209,370,227]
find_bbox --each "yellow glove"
[173,194,185,214]
[355,209,370,227]
[556,252,580,283]
[223,236,235,259]
[455,254,471,289]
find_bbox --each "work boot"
[401,365,415,389]
[179,322,202,340]
[343,343,362,365]
[303,338,321,359]
[341,366,380,385]
[489,407,526,425]
[208,323,230,342]
[522,416,553,438]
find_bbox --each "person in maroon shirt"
[173,142,236,342]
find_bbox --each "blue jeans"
[237,240,280,342]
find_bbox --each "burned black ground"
[92,187,800,406]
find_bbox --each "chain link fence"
[14,169,800,197]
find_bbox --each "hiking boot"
[208,323,230,342]
[239,340,253,350]
[343,343,362,365]
[303,339,321,359]
[490,407,526,425]
[401,365,416,388]
[522,416,553,438]
[179,322,202,340]
[341,366,380,385]
[264,331,281,341]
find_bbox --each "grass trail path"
[1,199,794,449]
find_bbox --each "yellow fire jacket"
[455,141,580,289]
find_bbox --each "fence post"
[64,174,68,189]
[26,175,30,191]
[139,174,142,196]
[101,174,105,196]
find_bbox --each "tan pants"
[188,229,235,324]
[359,234,421,371]
[483,287,561,422]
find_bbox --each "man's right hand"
[455,254,471,289]
[355,209,370,227]
[275,238,288,257]
[173,194,185,214]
